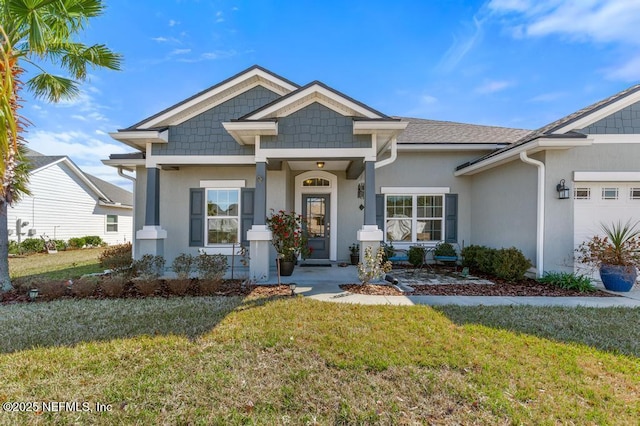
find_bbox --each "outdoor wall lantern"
[316,161,325,169]
[556,179,570,199]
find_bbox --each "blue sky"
[22,0,640,189]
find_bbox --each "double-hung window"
[106,215,118,233]
[385,194,444,242]
[206,189,240,245]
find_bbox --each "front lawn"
[0,297,638,424]
[9,248,105,281]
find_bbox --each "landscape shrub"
[53,240,67,251]
[132,254,166,280]
[195,253,228,281]
[34,280,68,301]
[461,245,496,274]
[434,242,457,257]
[134,279,159,296]
[539,272,595,293]
[20,238,46,254]
[8,240,20,255]
[492,247,531,281]
[172,253,194,279]
[100,276,127,297]
[83,236,103,247]
[407,246,425,267]
[166,279,191,296]
[70,276,99,298]
[68,237,86,249]
[99,243,132,271]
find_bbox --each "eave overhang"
[454,137,593,176]
[101,158,146,171]
[109,129,169,150]
[222,121,278,145]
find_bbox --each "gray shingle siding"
[578,100,640,135]
[260,102,371,149]
[152,86,280,156]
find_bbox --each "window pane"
[630,188,640,200]
[386,219,412,241]
[207,218,238,244]
[207,190,239,216]
[602,188,618,200]
[417,196,443,218]
[302,178,330,187]
[106,215,118,232]
[417,220,442,241]
[574,188,590,200]
[386,196,412,218]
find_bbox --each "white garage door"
[574,182,640,275]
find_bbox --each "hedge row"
[9,235,106,255]
[461,245,532,281]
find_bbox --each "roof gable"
[239,81,389,120]
[129,65,299,129]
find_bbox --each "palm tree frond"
[26,72,79,102]
[59,43,122,79]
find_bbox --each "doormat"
[300,263,332,267]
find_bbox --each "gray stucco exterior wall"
[260,102,371,149]
[152,86,280,156]
[578,100,640,134]
[469,157,538,264]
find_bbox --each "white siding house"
[8,152,133,245]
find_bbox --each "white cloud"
[438,15,485,72]
[605,56,640,81]
[475,80,513,94]
[169,19,179,27]
[170,48,191,55]
[488,0,640,41]
[421,95,438,104]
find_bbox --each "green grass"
[9,248,105,281]
[0,297,638,424]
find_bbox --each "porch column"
[136,167,167,259]
[357,160,383,262]
[247,161,272,281]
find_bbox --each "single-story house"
[9,149,133,245]
[105,65,640,280]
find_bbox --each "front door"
[302,194,330,259]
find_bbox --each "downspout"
[519,152,545,278]
[118,167,136,258]
[375,135,397,169]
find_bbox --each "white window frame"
[630,188,640,200]
[205,188,241,246]
[106,215,118,233]
[574,187,591,200]
[384,193,445,244]
[602,187,619,200]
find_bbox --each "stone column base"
[135,226,167,259]
[357,225,383,263]
[247,225,272,282]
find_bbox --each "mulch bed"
[341,272,619,298]
[0,278,292,305]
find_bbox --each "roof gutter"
[375,136,397,169]
[519,151,545,278]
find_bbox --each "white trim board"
[200,180,246,188]
[381,187,450,194]
[573,171,640,182]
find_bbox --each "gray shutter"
[240,188,255,247]
[445,193,458,243]
[189,188,205,247]
[375,194,385,234]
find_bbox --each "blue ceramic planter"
[599,264,637,292]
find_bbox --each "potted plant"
[349,243,360,265]
[266,210,309,276]
[576,220,640,292]
[433,242,458,264]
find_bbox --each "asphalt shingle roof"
[395,117,530,144]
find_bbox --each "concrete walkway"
[264,263,640,308]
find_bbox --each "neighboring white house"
[8,150,133,245]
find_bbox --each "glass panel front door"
[302,194,330,259]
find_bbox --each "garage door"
[574,182,640,275]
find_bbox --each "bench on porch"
[382,242,410,265]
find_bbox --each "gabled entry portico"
[224,82,407,280]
